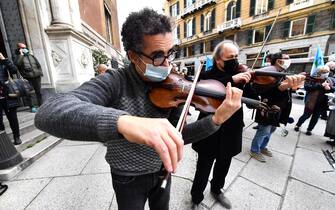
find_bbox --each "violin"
[149,73,271,113]
[237,64,290,85]
[237,64,305,91]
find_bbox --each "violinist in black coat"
[190,41,256,209]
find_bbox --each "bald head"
[17,43,26,49]
[97,64,108,74]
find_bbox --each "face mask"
[264,62,271,67]
[143,63,171,82]
[223,59,239,73]
[279,59,291,70]
[319,72,329,79]
[22,49,29,54]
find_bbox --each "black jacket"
[192,64,256,159]
[254,66,292,127]
[0,59,19,108]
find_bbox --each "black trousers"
[296,105,323,131]
[191,153,232,204]
[0,99,19,138]
[111,170,171,210]
[27,77,42,107]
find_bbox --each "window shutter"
[201,14,204,32]
[265,25,271,41]
[211,9,216,30]
[306,15,316,34]
[177,3,180,15]
[268,0,274,11]
[236,0,241,18]
[250,0,255,16]
[184,22,187,38]
[177,25,180,39]
[332,10,335,29]
[192,18,196,36]
[200,42,204,54]
[170,6,172,16]
[247,30,253,45]
[283,21,290,38]
[286,0,294,5]
[227,2,232,21]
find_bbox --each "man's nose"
[162,58,170,67]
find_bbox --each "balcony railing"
[289,0,314,12]
[181,0,216,18]
[217,18,242,33]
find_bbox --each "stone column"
[49,0,72,26]
[68,0,82,31]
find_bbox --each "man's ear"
[128,51,138,64]
[276,59,283,66]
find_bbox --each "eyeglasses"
[139,50,176,66]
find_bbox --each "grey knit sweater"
[35,64,220,176]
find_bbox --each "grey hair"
[212,40,240,61]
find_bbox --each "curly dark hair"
[270,52,284,65]
[121,8,172,53]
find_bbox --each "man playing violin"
[250,53,305,162]
[34,8,243,210]
[190,40,256,209]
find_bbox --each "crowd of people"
[0,7,331,210]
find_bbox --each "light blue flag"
[310,46,325,77]
[205,56,213,71]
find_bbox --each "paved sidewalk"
[1,100,335,209]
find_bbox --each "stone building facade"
[165,0,335,73]
[0,0,122,95]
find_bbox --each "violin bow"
[250,8,282,70]
[161,61,204,189]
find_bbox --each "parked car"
[295,87,306,99]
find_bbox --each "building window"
[200,42,204,54]
[246,53,266,68]
[290,18,306,37]
[188,45,195,57]
[281,47,309,59]
[253,28,265,43]
[204,12,211,32]
[173,27,178,41]
[225,35,235,41]
[170,2,179,17]
[187,20,193,37]
[186,0,194,7]
[255,0,268,15]
[227,2,236,21]
[104,5,113,44]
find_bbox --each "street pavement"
[0,97,335,210]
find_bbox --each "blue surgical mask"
[143,63,171,82]
[22,49,29,54]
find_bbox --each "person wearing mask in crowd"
[34,8,243,210]
[294,65,331,136]
[190,40,255,210]
[250,53,305,162]
[14,43,43,113]
[0,52,21,145]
